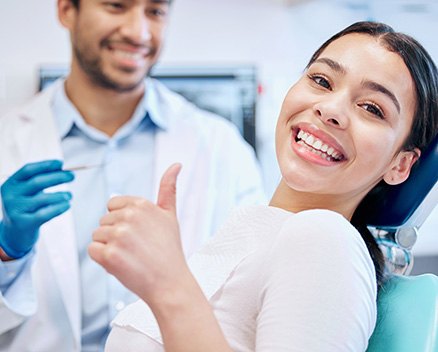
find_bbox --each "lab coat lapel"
[40,210,81,346]
[153,114,215,256]
[0,108,40,184]
[153,121,202,212]
[17,89,81,345]
[149,78,208,205]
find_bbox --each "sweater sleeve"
[256,209,377,352]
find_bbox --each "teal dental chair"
[361,135,438,352]
[367,274,438,351]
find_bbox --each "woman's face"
[275,33,418,214]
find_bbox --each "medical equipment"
[65,163,106,172]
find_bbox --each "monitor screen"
[38,65,258,150]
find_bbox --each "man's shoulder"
[0,84,56,122]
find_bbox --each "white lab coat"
[0,80,266,351]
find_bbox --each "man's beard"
[73,41,151,93]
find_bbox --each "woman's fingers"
[90,165,184,302]
[88,241,110,270]
[157,163,182,215]
[107,195,151,212]
[92,226,111,244]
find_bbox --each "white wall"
[1,0,437,256]
[0,0,70,109]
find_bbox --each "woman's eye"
[309,74,331,90]
[362,103,384,119]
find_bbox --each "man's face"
[61,0,171,92]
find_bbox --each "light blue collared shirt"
[52,81,168,351]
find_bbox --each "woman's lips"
[291,125,348,165]
[296,129,345,161]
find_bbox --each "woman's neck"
[269,179,361,221]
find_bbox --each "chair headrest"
[362,135,438,230]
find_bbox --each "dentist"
[0,1,265,351]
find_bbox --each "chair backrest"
[362,135,438,352]
[366,274,438,352]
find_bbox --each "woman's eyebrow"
[313,58,347,75]
[313,57,401,113]
[362,81,401,113]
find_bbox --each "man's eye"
[362,103,385,119]
[148,8,167,17]
[308,74,331,90]
[104,2,124,10]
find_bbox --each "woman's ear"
[383,148,421,185]
[58,0,77,30]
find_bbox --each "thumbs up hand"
[89,163,189,304]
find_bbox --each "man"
[0,0,265,351]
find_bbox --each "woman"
[90,22,438,351]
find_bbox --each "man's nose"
[119,8,152,44]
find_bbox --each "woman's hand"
[89,163,188,304]
[91,163,232,351]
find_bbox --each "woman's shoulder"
[197,205,292,248]
[278,209,367,253]
[264,208,377,291]
[257,209,378,350]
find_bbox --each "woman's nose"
[313,94,350,129]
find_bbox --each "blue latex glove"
[0,160,75,259]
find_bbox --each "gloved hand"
[0,160,75,259]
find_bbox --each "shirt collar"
[51,78,168,141]
[51,82,79,139]
[143,77,169,131]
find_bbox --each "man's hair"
[70,0,173,8]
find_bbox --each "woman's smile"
[291,124,347,166]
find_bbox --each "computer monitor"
[38,64,258,150]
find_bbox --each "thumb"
[157,163,182,214]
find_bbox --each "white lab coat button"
[115,301,125,311]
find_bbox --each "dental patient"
[90,21,438,351]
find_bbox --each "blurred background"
[1,0,437,274]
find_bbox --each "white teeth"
[306,135,315,145]
[296,129,343,161]
[313,140,322,150]
[113,50,143,60]
[327,147,334,156]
